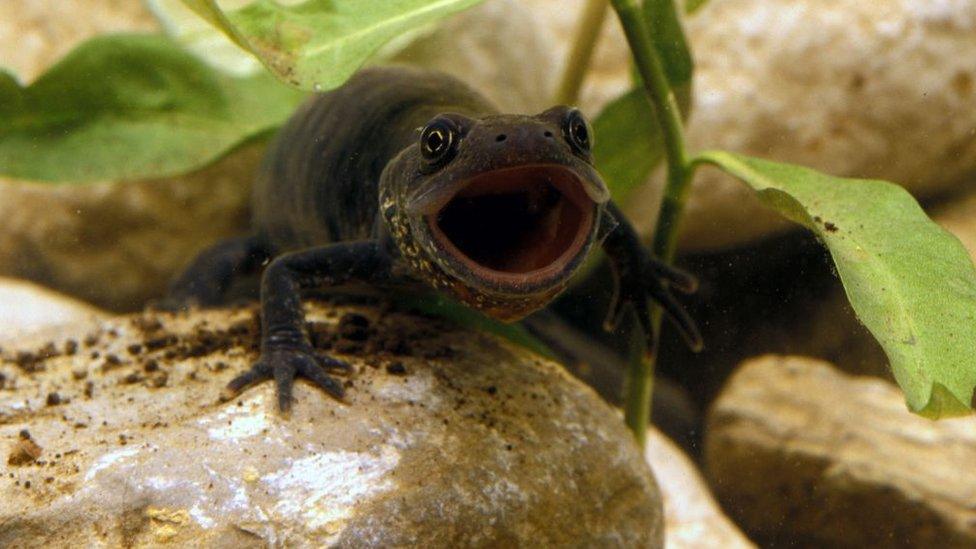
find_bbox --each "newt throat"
[427,165,595,286]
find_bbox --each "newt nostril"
[496,134,507,142]
[543,130,554,138]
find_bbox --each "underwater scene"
[2,0,975,547]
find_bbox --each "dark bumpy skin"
[166,66,701,412]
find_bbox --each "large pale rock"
[524,0,976,250]
[0,302,663,547]
[646,428,754,548]
[0,145,261,311]
[705,355,976,547]
[0,277,107,338]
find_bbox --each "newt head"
[380,107,612,321]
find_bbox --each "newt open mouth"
[427,165,596,286]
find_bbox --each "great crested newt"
[165,66,702,411]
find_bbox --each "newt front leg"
[602,202,702,353]
[225,241,394,412]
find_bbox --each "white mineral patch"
[261,446,400,535]
[84,446,140,482]
[189,503,216,529]
[370,369,438,405]
[202,402,270,440]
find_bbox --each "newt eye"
[563,110,592,155]
[420,117,459,167]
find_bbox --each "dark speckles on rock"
[144,335,176,351]
[8,430,42,466]
[385,362,407,375]
[121,373,143,385]
[101,354,123,372]
[337,313,371,341]
[333,339,364,355]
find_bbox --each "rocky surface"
[0,301,663,547]
[526,0,976,250]
[705,355,976,548]
[646,429,754,548]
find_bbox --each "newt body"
[167,67,700,410]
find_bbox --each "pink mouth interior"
[427,165,595,285]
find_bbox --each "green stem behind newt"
[609,0,696,446]
[553,0,609,106]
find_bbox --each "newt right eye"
[420,117,459,167]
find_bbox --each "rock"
[704,355,976,548]
[0,145,262,311]
[523,0,976,250]
[0,0,158,82]
[0,301,663,547]
[647,428,754,548]
[0,277,107,339]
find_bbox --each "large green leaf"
[593,89,663,201]
[695,151,976,418]
[0,34,305,183]
[179,0,484,91]
[594,0,693,202]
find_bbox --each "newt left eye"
[420,117,459,167]
[563,110,592,155]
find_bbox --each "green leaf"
[694,151,976,418]
[593,0,694,203]
[179,0,484,91]
[146,0,264,76]
[685,0,709,14]
[593,89,663,201]
[0,34,306,183]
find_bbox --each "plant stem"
[610,0,696,446]
[553,0,609,106]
